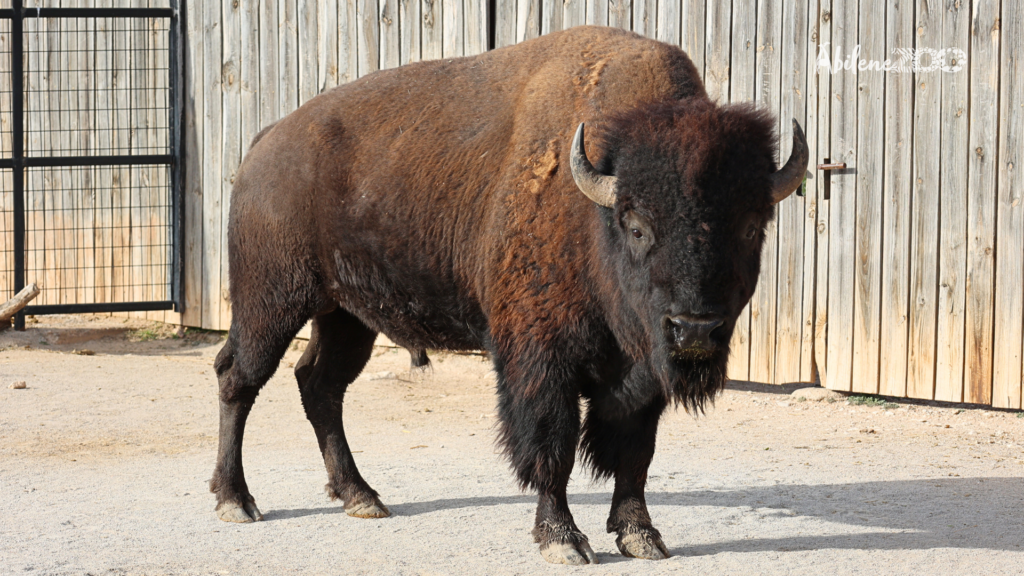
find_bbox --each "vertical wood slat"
[319,0,340,89]
[495,0,515,47]
[993,0,1023,409]
[339,0,359,83]
[465,0,487,55]
[422,0,442,60]
[679,0,704,78]
[202,0,223,329]
[907,0,941,399]
[399,0,421,64]
[586,0,608,26]
[748,0,781,384]
[357,0,378,77]
[702,0,729,102]
[541,0,562,36]
[878,0,913,397]
[517,0,540,43]
[181,0,204,327]
[379,0,399,69]
[934,0,969,402]
[726,0,754,382]
[776,0,810,383]
[633,0,655,38]
[797,0,817,383]
[220,0,241,330]
[824,0,855,392]
[655,0,677,45]
[564,0,586,31]
[607,0,630,29]
[963,0,1000,405]
[442,0,463,57]
[850,0,884,394]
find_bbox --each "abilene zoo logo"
[816,43,966,74]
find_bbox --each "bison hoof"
[540,540,599,565]
[616,529,670,560]
[216,500,264,523]
[344,498,391,519]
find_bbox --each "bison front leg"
[494,361,597,565]
[581,395,670,560]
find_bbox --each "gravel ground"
[2,315,1024,575]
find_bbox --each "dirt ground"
[2,315,1024,575]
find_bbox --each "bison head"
[572,100,808,410]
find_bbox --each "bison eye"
[631,228,643,239]
[744,225,757,240]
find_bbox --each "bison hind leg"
[297,308,389,518]
[211,300,312,523]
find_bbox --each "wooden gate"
[815,0,1021,408]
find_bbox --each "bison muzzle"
[209,25,808,564]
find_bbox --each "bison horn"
[570,123,618,208]
[769,119,810,204]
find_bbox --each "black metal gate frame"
[1,0,184,329]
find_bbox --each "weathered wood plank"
[202,0,223,329]
[516,0,540,43]
[494,0,516,47]
[564,0,587,31]
[748,0,781,384]
[465,0,487,56]
[824,0,856,392]
[379,0,400,69]
[777,0,810,383]
[963,0,999,405]
[442,0,463,57]
[907,0,941,400]
[850,0,884,394]
[607,0,631,30]
[400,0,421,63]
[181,0,204,327]
[319,0,340,88]
[725,0,752,382]
[280,0,299,113]
[220,0,242,330]
[993,0,1024,409]
[877,0,913,397]
[799,0,820,382]
[633,0,655,38]
[357,0,379,76]
[679,0,704,74]
[541,0,562,36]
[339,0,359,82]
[934,0,969,402]
[586,0,608,27]
[297,0,319,98]
[422,0,442,60]
[703,0,730,102]
[655,0,678,45]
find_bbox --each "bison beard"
[208,25,808,566]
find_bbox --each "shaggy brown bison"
[210,25,808,564]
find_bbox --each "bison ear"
[570,123,618,208]
[769,119,810,204]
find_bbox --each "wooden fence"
[3,0,1022,408]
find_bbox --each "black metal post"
[11,0,25,330]
[168,0,184,312]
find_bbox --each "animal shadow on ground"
[267,477,1024,555]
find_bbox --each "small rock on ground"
[9,381,27,389]
[791,386,843,402]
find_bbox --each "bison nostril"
[666,315,726,350]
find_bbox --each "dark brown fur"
[210,26,782,563]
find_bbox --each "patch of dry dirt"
[2,315,1024,575]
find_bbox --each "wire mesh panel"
[23,164,171,306]
[1,1,182,322]
[22,16,170,156]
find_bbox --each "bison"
[210,25,808,564]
